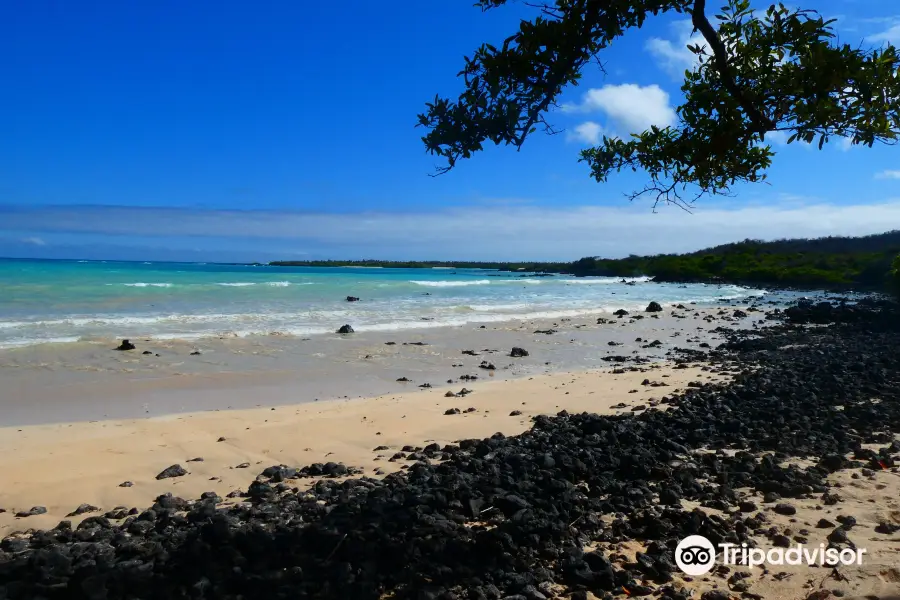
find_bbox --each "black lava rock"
[155,464,187,480]
[774,503,797,516]
[14,506,46,518]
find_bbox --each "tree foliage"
[418,0,900,207]
[891,254,900,295]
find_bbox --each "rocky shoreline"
[1,297,899,599]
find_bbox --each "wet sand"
[0,302,765,425]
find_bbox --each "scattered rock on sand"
[155,464,187,480]
[478,361,496,370]
[15,506,47,518]
[66,503,100,517]
[396,377,411,382]
[118,481,133,488]
[510,347,529,357]
[509,410,523,416]
[336,324,354,334]
[645,301,663,312]
[444,408,460,415]
[613,309,629,317]
[142,350,152,355]
[190,350,201,355]
[186,457,204,463]
[115,339,136,351]
[346,296,360,302]
[774,503,797,515]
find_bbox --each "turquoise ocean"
[0,258,768,349]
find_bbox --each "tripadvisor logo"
[675,535,866,576]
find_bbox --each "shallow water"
[0,258,776,348]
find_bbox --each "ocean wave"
[410,280,492,287]
[116,282,173,287]
[565,276,652,284]
[216,282,256,287]
[0,336,82,349]
[265,281,291,287]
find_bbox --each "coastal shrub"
[891,254,900,296]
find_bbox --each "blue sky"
[1,0,899,261]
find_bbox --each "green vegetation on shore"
[892,254,900,293]
[270,231,900,291]
[566,231,900,289]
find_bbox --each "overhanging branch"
[691,0,775,133]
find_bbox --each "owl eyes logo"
[675,535,717,575]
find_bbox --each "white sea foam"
[265,281,291,287]
[565,276,652,284]
[117,282,174,287]
[216,282,256,286]
[410,280,492,287]
[0,336,82,349]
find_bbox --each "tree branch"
[691,0,775,133]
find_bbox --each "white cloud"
[562,84,677,134]
[21,236,46,246]
[764,131,790,146]
[868,22,900,45]
[645,20,707,79]
[567,121,603,145]
[2,202,899,261]
[876,169,900,179]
